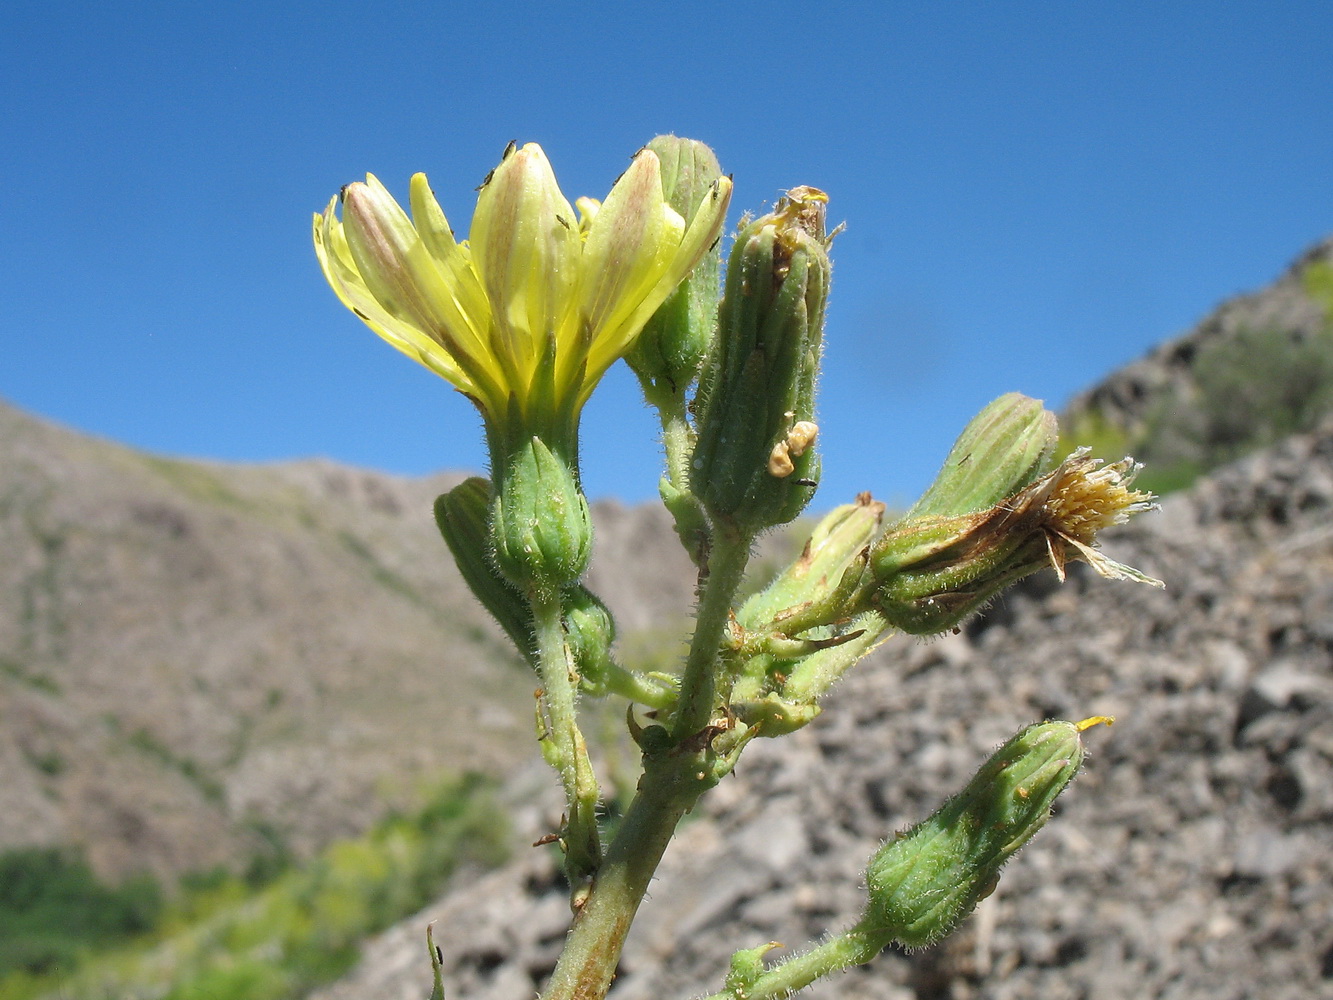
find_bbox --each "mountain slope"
[1063,235,1333,492]
[0,401,696,881]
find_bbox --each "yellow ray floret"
[314,143,732,436]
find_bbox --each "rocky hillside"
[0,400,698,882]
[1063,236,1333,493]
[312,419,1333,1000]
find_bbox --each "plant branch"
[538,522,753,1000]
[701,917,887,1000]
[531,590,602,892]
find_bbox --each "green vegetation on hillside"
[0,849,162,979]
[0,773,507,1000]
[1064,262,1333,494]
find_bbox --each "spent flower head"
[314,142,732,452]
[1036,448,1160,583]
[870,445,1162,635]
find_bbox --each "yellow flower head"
[313,143,732,446]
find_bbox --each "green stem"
[701,917,887,1000]
[531,590,602,890]
[660,405,694,497]
[538,749,705,1000]
[640,375,711,567]
[539,522,753,1000]
[671,523,751,742]
[636,374,694,494]
[599,661,678,710]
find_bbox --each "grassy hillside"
[0,774,506,1000]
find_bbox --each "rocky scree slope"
[1063,235,1333,490]
[314,422,1333,1000]
[0,400,697,882]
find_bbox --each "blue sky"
[5,2,1331,508]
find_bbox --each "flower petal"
[581,169,732,394]
[314,199,471,388]
[470,143,580,393]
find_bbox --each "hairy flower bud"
[491,436,592,597]
[739,493,885,635]
[909,393,1058,518]
[865,718,1108,947]
[437,479,618,682]
[691,187,832,534]
[562,586,616,693]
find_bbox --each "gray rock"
[310,419,1333,1000]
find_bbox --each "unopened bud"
[909,393,1058,518]
[865,718,1106,947]
[739,493,885,635]
[491,436,592,597]
[562,586,616,694]
[692,187,832,533]
[438,479,617,679]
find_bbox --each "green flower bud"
[626,136,725,395]
[869,448,1162,635]
[692,187,832,534]
[437,479,621,685]
[562,585,616,693]
[434,477,535,658]
[908,393,1058,518]
[865,718,1110,947]
[738,493,885,635]
[491,436,592,597]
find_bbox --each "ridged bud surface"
[691,187,832,533]
[865,720,1091,947]
[490,437,592,596]
[908,393,1058,518]
[738,493,884,635]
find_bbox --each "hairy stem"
[531,590,602,891]
[671,524,751,742]
[639,376,711,567]
[539,524,752,1000]
[701,918,887,1000]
